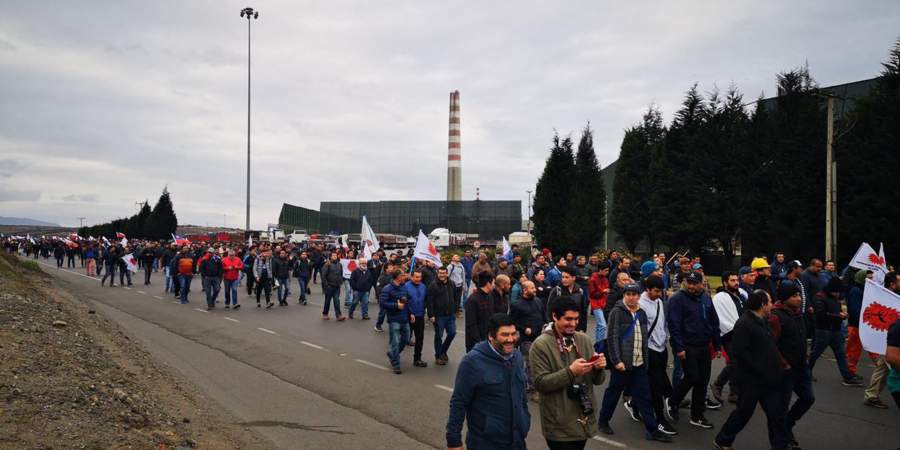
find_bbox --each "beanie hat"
[777,283,800,302]
[641,261,658,279]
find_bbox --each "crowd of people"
[3,236,900,450]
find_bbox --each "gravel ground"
[0,252,270,449]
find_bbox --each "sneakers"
[657,420,678,436]
[393,367,402,374]
[842,377,864,387]
[710,383,724,403]
[689,416,714,429]
[664,397,679,422]
[623,400,643,422]
[705,397,722,410]
[225,305,231,309]
[713,441,734,450]
[435,358,447,366]
[337,316,347,322]
[374,326,384,333]
[233,304,241,310]
[647,429,673,443]
[864,397,889,409]
[266,302,274,309]
[362,315,370,320]
[413,360,428,368]
[322,315,330,320]
[597,420,614,435]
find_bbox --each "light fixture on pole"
[240,7,259,237]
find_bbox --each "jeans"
[349,290,369,318]
[204,277,221,307]
[342,279,353,306]
[716,382,788,449]
[102,263,117,285]
[592,308,607,342]
[224,279,239,306]
[144,265,152,284]
[672,344,712,419]
[119,266,132,286]
[297,277,308,301]
[323,285,342,318]
[164,266,172,292]
[433,315,457,359]
[276,277,290,304]
[376,296,387,328]
[520,339,535,392]
[599,365,658,434]
[809,328,853,380]
[388,321,410,368]
[780,367,815,440]
[672,353,684,388]
[411,316,425,361]
[179,275,192,304]
[461,279,470,307]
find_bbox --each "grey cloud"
[0,189,40,202]
[0,159,24,177]
[61,194,98,203]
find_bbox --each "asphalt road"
[36,260,900,449]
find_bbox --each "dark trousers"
[779,367,815,441]
[56,256,64,267]
[144,265,152,284]
[245,273,255,295]
[546,439,586,450]
[323,285,342,318]
[312,264,321,283]
[119,265,131,285]
[672,344,712,419]
[716,382,788,449]
[255,276,272,304]
[411,316,425,361]
[599,365,658,434]
[66,255,75,268]
[648,348,673,421]
[715,336,738,394]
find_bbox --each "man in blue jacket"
[404,270,428,367]
[447,313,530,450]
[667,271,720,430]
[379,269,410,374]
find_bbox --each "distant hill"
[0,217,60,227]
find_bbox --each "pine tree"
[533,133,576,254]
[570,123,607,254]
[146,187,178,239]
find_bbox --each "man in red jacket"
[222,248,244,310]
[588,260,611,345]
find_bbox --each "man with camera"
[530,297,607,450]
[597,282,673,443]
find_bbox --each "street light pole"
[241,7,259,237]
[526,190,532,253]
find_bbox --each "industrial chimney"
[446,90,462,201]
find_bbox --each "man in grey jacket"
[321,252,346,321]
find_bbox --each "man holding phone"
[379,269,411,374]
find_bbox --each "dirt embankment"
[0,252,268,449]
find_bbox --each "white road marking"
[354,359,389,371]
[434,384,454,393]
[172,301,180,304]
[153,296,163,299]
[300,341,327,351]
[137,290,146,294]
[194,308,209,313]
[124,287,131,290]
[592,435,626,448]
[258,327,278,335]
[224,317,240,323]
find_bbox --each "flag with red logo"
[413,230,443,268]
[121,254,138,273]
[860,278,900,355]
[361,216,380,260]
[850,242,888,284]
[339,258,359,278]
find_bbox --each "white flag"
[361,216,380,260]
[850,242,887,284]
[860,278,900,355]
[121,254,138,273]
[413,230,443,267]
[502,236,514,262]
[339,258,359,278]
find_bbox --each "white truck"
[289,229,310,244]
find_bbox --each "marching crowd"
[3,236,900,450]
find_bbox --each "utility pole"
[241,7,259,238]
[78,217,86,228]
[825,96,835,261]
[526,190,532,253]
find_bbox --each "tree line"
[607,37,900,265]
[78,188,178,240]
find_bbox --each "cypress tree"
[570,123,607,254]
[147,187,178,239]
[533,133,576,254]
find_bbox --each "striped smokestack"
[447,90,462,201]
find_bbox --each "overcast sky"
[1,1,898,229]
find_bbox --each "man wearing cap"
[666,271,720,429]
[808,277,862,386]
[738,266,756,294]
[771,252,787,283]
[751,257,777,301]
[199,247,223,310]
[782,261,813,337]
[769,283,814,448]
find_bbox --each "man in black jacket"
[272,250,292,306]
[321,253,346,320]
[293,251,312,304]
[510,280,544,400]
[199,248,223,310]
[465,272,496,352]
[546,267,585,329]
[808,277,861,386]
[769,283,815,448]
[427,267,457,365]
[349,257,373,319]
[141,243,157,285]
[715,289,788,450]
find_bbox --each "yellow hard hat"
[751,257,770,270]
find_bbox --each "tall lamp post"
[240,7,259,237]
[526,189,532,254]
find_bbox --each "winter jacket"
[293,258,311,279]
[222,256,243,281]
[177,256,194,277]
[446,341,530,449]
[199,255,223,278]
[350,268,373,292]
[465,288,495,352]
[606,302,650,370]
[321,261,343,288]
[510,294,545,343]
[813,292,844,331]
[667,288,721,354]
[272,256,291,279]
[530,326,605,442]
[402,280,427,317]
[847,270,868,328]
[731,311,782,388]
[545,284,584,323]
[460,256,475,281]
[471,260,492,280]
[587,273,609,311]
[253,257,273,279]
[378,282,410,324]
[768,303,807,370]
[426,279,457,318]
